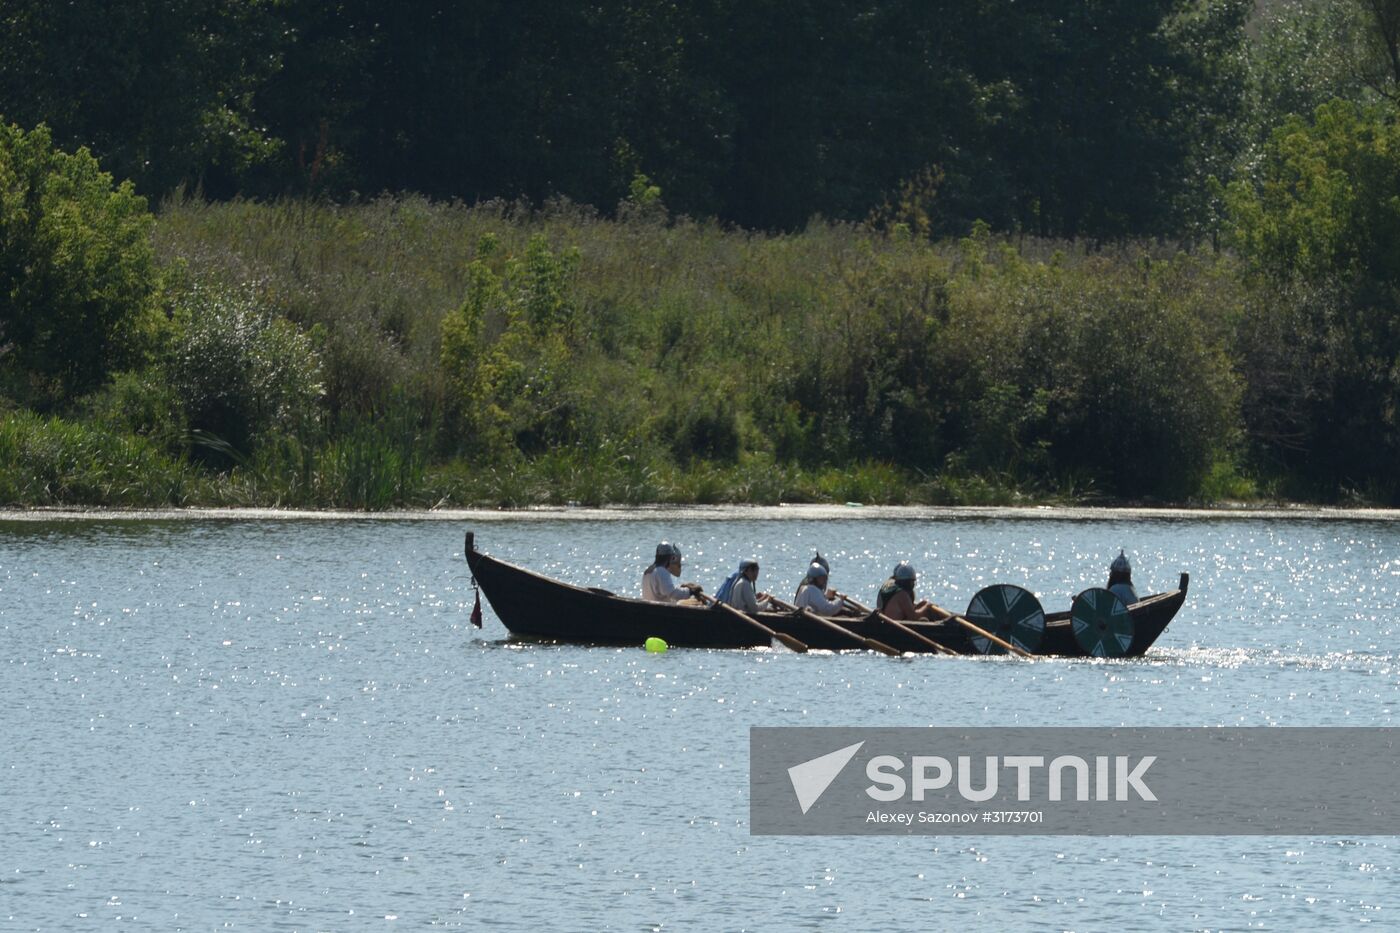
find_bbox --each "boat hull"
[467,533,771,648]
[465,532,1187,657]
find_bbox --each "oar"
[841,586,1029,657]
[767,597,903,657]
[699,594,809,653]
[921,600,1034,659]
[835,593,957,656]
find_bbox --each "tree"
[1227,100,1400,498]
[0,0,1254,238]
[0,0,282,197]
[0,122,162,405]
[969,0,1250,239]
[1246,1,1374,144]
[1356,0,1400,98]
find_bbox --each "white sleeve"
[796,585,843,616]
[651,566,688,602]
[732,578,760,613]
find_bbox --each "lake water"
[3,507,1399,930]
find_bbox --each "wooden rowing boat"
[464,532,1187,657]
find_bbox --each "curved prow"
[465,531,475,557]
[1178,572,1189,594]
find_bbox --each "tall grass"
[0,410,207,505]
[0,195,1262,508]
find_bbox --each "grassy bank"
[0,410,1046,509]
[4,196,1269,508]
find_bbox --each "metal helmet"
[739,558,759,572]
[893,561,917,582]
[1111,549,1131,573]
[812,552,830,573]
[656,541,681,563]
[807,561,829,581]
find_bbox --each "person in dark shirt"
[875,561,937,622]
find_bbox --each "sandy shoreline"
[3,503,1400,522]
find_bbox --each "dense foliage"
[0,123,162,406]
[5,2,1400,506]
[1227,100,1400,499]
[1,0,1250,238]
[0,177,1260,507]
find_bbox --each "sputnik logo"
[787,741,864,814]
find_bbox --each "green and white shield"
[964,584,1045,654]
[1070,587,1135,658]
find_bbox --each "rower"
[794,561,845,616]
[642,542,704,603]
[716,558,775,613]
[1107,549,1139,605]
[793,551,830,602]
[875,561,937,622]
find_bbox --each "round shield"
[1070,587,1135,658]
[964,584,1046,654]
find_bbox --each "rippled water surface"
[3,510,1399,930]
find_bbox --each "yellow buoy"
[644,636,669,653]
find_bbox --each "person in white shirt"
[793,552,830,602]
[717,558,775,614]
[1107,549,1139,605]
[642,541,703,603]
[794,561,845,616]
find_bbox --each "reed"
[0,411,208,506]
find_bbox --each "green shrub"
[935,246,1243,499]
[79,369,188,453]
[1226,101,1400,500]
[0,122,162,405]
[167,282,324,461]
[441,232,584,458]
[666,395,740,463]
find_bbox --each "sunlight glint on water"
[1,514,1397,929]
